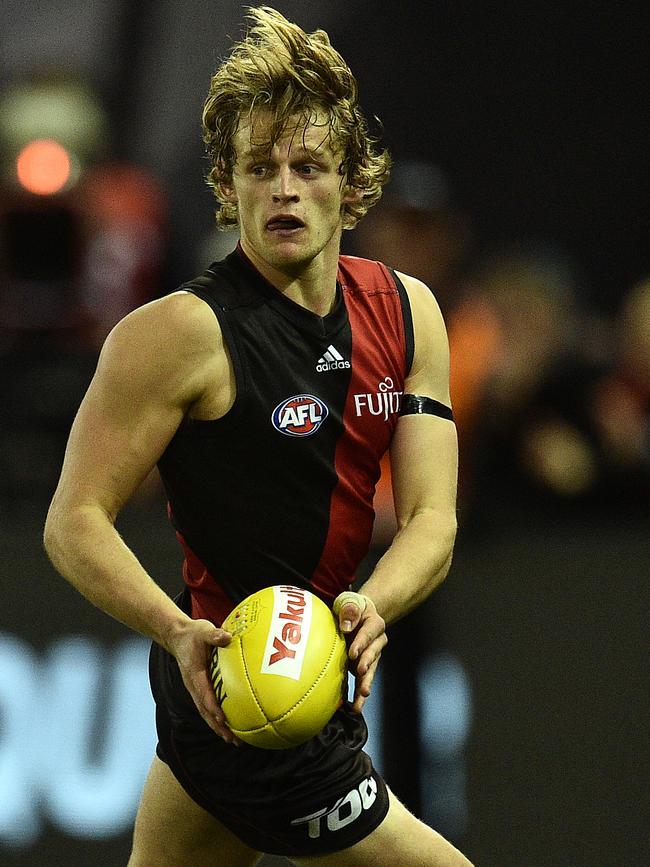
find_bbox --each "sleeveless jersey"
[157,247,414,625]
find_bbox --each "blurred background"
[0,2,647,865]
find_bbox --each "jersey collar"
[230,246,347,338]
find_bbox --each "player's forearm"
[43,502,191,650]
[358,508,456,625]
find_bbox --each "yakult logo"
[353,376,402,422]
[261,586,313,680]
[272,395,328,437]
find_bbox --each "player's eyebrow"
[242,144,329,164]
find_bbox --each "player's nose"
[271,165,299,202]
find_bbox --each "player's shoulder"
[337,254,393,289]
[93,291,227,405]
[339,257,438,308]
[126,288,219,333]
[394,270,445,325]
[107,290,222,355]
[394,270,433,301]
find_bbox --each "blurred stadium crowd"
[349,160,649,536]
[0,70,647,524]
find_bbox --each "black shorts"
[148,594,389,857]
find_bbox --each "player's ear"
[342,184,363,205]
[217,179,237,203]
[215,163,237,203]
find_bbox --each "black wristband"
[399,393,454,421]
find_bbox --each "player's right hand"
[165,618,240,745]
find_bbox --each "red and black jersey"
[157,247,414,625]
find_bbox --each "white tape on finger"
[333,591,368,618]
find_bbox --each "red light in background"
[16,139,72,195]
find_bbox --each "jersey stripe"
[311,265,408,599]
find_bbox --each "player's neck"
[282,269,339,317]
[241,240,340,317]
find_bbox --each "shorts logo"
[272,394,328,437]
[290,776,378,839]
[261,586,313,680]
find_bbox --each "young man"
[44,7,470,866]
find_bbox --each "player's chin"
[265,233,317,262]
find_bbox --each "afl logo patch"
[272,394,328,437]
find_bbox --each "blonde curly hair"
[202,6,391,230]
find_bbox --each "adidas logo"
[316,344,351,372]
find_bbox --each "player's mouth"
[266,215,305,236]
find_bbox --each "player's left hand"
[333,591,387,713]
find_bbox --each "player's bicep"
[389,414,458,530]
[60,373,180,517]
[397,271,451,405]
[391,272,457,526]
[55,309,198,518]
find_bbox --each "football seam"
[238,638,267,722]
[238,637,294,747]
[272,634,343,724]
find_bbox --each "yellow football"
[210,585,348,749]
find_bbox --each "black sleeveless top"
[157,248,414,624]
